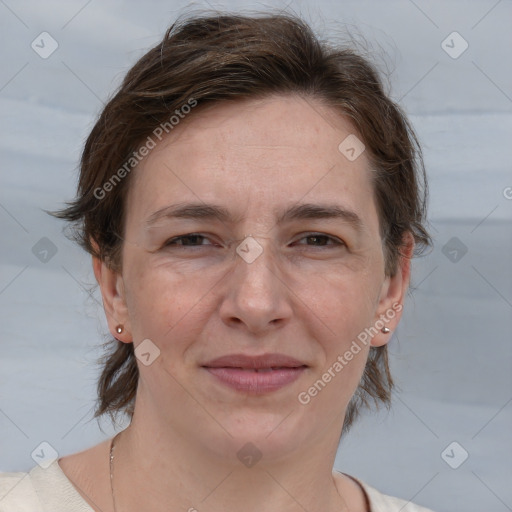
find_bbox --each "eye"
[164,234,215,247]
[162,233,344,249]
[293,233,345,247]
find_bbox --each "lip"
[203,353,306,369]
[202,353,308,394]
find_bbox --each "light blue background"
[1,1,511,511]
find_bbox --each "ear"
[371,231,415,347]
[92,253,132,344]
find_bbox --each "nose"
[218,236,293,335]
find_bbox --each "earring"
[116,325,123,334]
[381,326,391,334]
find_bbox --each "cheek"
[303,265,381,338]
[122,249,226,346]
[296,276,375,413]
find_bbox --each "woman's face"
[99,94,409,461]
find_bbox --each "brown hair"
[53,10,431,432]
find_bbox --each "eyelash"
[163,233,345,249]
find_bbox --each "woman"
[0,11,434,512]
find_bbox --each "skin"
[58,94,413,512]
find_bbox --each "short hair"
[53,10,431,432]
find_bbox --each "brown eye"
[294,233,344,247]
[164,234,213,247]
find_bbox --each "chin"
[208,407,309,458]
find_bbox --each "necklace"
[109,432,355,512]
[109,432,121,512]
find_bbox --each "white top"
[0,460,435,512]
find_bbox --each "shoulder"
[0,460,93,512]
[357,478,436,512]
[337,471,436,511]
[0,467,42,511]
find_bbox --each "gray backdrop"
[1,1,511,511]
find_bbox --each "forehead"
[126,94,378,228]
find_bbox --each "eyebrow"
[145,202,364,231]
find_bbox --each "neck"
[110,398,353,512]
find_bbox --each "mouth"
[201,354,308,394]
[227,367,298,372]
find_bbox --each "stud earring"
[381,326,390,334]
[116,325,123,334]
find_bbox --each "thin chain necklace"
[109,432,121,512]
[109,432,354,512]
